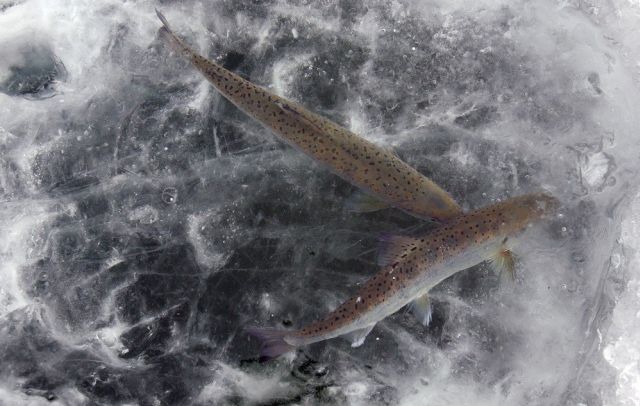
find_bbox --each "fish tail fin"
[345,191,389,213]
[155,8,171,29]
[246,327,296,362]
[155,9,192,56]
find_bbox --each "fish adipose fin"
[344,324,376,348]
[489,247,516,282]
[345,191,390,213]
[409,293,433,326]
[377,234,420,267]
[246,327,296,362]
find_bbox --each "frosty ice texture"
[0,0,637,405]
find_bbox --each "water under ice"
[1,0,640,405]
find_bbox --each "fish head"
[499,192,559,233]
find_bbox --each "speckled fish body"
[156,10,461,221]
[247,193,558,360]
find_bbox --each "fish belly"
[420,237,505,290]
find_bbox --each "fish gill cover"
[0,0,638,405]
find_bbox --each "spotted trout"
[247,193,558,361]
[156,10,461,221]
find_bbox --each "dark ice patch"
[119,302,190,359]
[222,50,246,71]
[0,42,67,99]
[0,1,24,13]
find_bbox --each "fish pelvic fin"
[489,247,516,282]
[377,233,420,267]
[345,191,390,213]
[344,324,376,348]
[409,293,433,327]
[246,327,296,362]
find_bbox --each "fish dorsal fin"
[345,191,389,213]
[344,324,376,348]
[384,145,399,158]
[408,293,432,326]
[489,246,516,281]
[377,233,421,267]
[275,100,329,135]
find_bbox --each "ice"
[0,38,67,99]
[602,191,640,406]
[127,204,159,224]
[1,0,640,404]
[198,362,297,404]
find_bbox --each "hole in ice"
[161,187,178,204]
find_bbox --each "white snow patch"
[197,362,295,404]
[603,191,640,406]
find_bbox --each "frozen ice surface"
[1,0,640,404]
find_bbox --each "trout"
[247,193,558,361]
[156,10,461,221]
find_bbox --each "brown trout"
[156,10,461,221]
[247,193,558,361]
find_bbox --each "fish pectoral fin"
[489,247,516,281]
[409,293,433,327]
[344,324,376,348]
[377,233,420,267]
[345,191,390,213]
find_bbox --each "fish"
[155,10,462,221]
[246,192,558,361]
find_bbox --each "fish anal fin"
[345,191,390,213]
[490,248,516,282]
[344,324,376,348]
[377,233,420,267]
[409,293,433,326]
